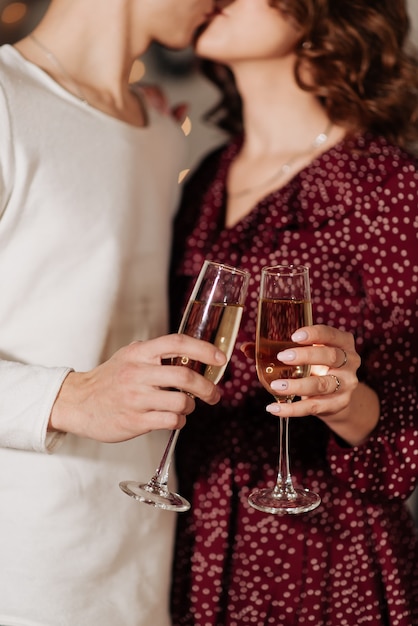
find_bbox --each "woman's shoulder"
[311,132,418,202]
[339,132,418,173]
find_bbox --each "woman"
[170,1,418,624]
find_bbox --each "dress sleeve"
[328,162,418,501]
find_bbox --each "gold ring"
[330,374,341,393]
[335,349,348,369]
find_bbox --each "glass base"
[248,486,321,515]
[119,480,191,512]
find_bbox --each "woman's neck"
[231,57,335,156]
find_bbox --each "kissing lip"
[197,5,226,40]
[205,6,226,19]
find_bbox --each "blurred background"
[0,0,417,518]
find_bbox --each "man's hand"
[49,334,226,442]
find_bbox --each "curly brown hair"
[200,0,418,149]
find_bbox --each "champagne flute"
[248,264,321,515]
[120,260,250,512]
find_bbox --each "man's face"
[148,0,215,49]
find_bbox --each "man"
[0,1,217,624]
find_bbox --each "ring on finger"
[335,348,348,369]
[329,374,341,393]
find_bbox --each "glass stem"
[274,416,297,498]
[148,429,180,491]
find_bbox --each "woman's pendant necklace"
[229,121,333,198]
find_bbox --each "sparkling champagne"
[256,298,312,400]
[175,300,243,384]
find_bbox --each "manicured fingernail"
[271,380,289,391]
[215,350,226,363]
[278,350,296,361]
[292,330,308,342]
[266,403,281,414]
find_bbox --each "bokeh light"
[1,2,27,25]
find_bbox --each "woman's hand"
[49,334,226,442]
[266,324,380,447]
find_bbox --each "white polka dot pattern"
[170,134,418,626]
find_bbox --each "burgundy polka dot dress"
[169,133,418,626]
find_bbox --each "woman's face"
[195,0,302,65]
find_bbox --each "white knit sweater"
[0,44,186,626]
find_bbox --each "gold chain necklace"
[29,34,89,105]
[229,121,333,198]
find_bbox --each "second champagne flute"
[119,260,250,512]
[248,264,321,515]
